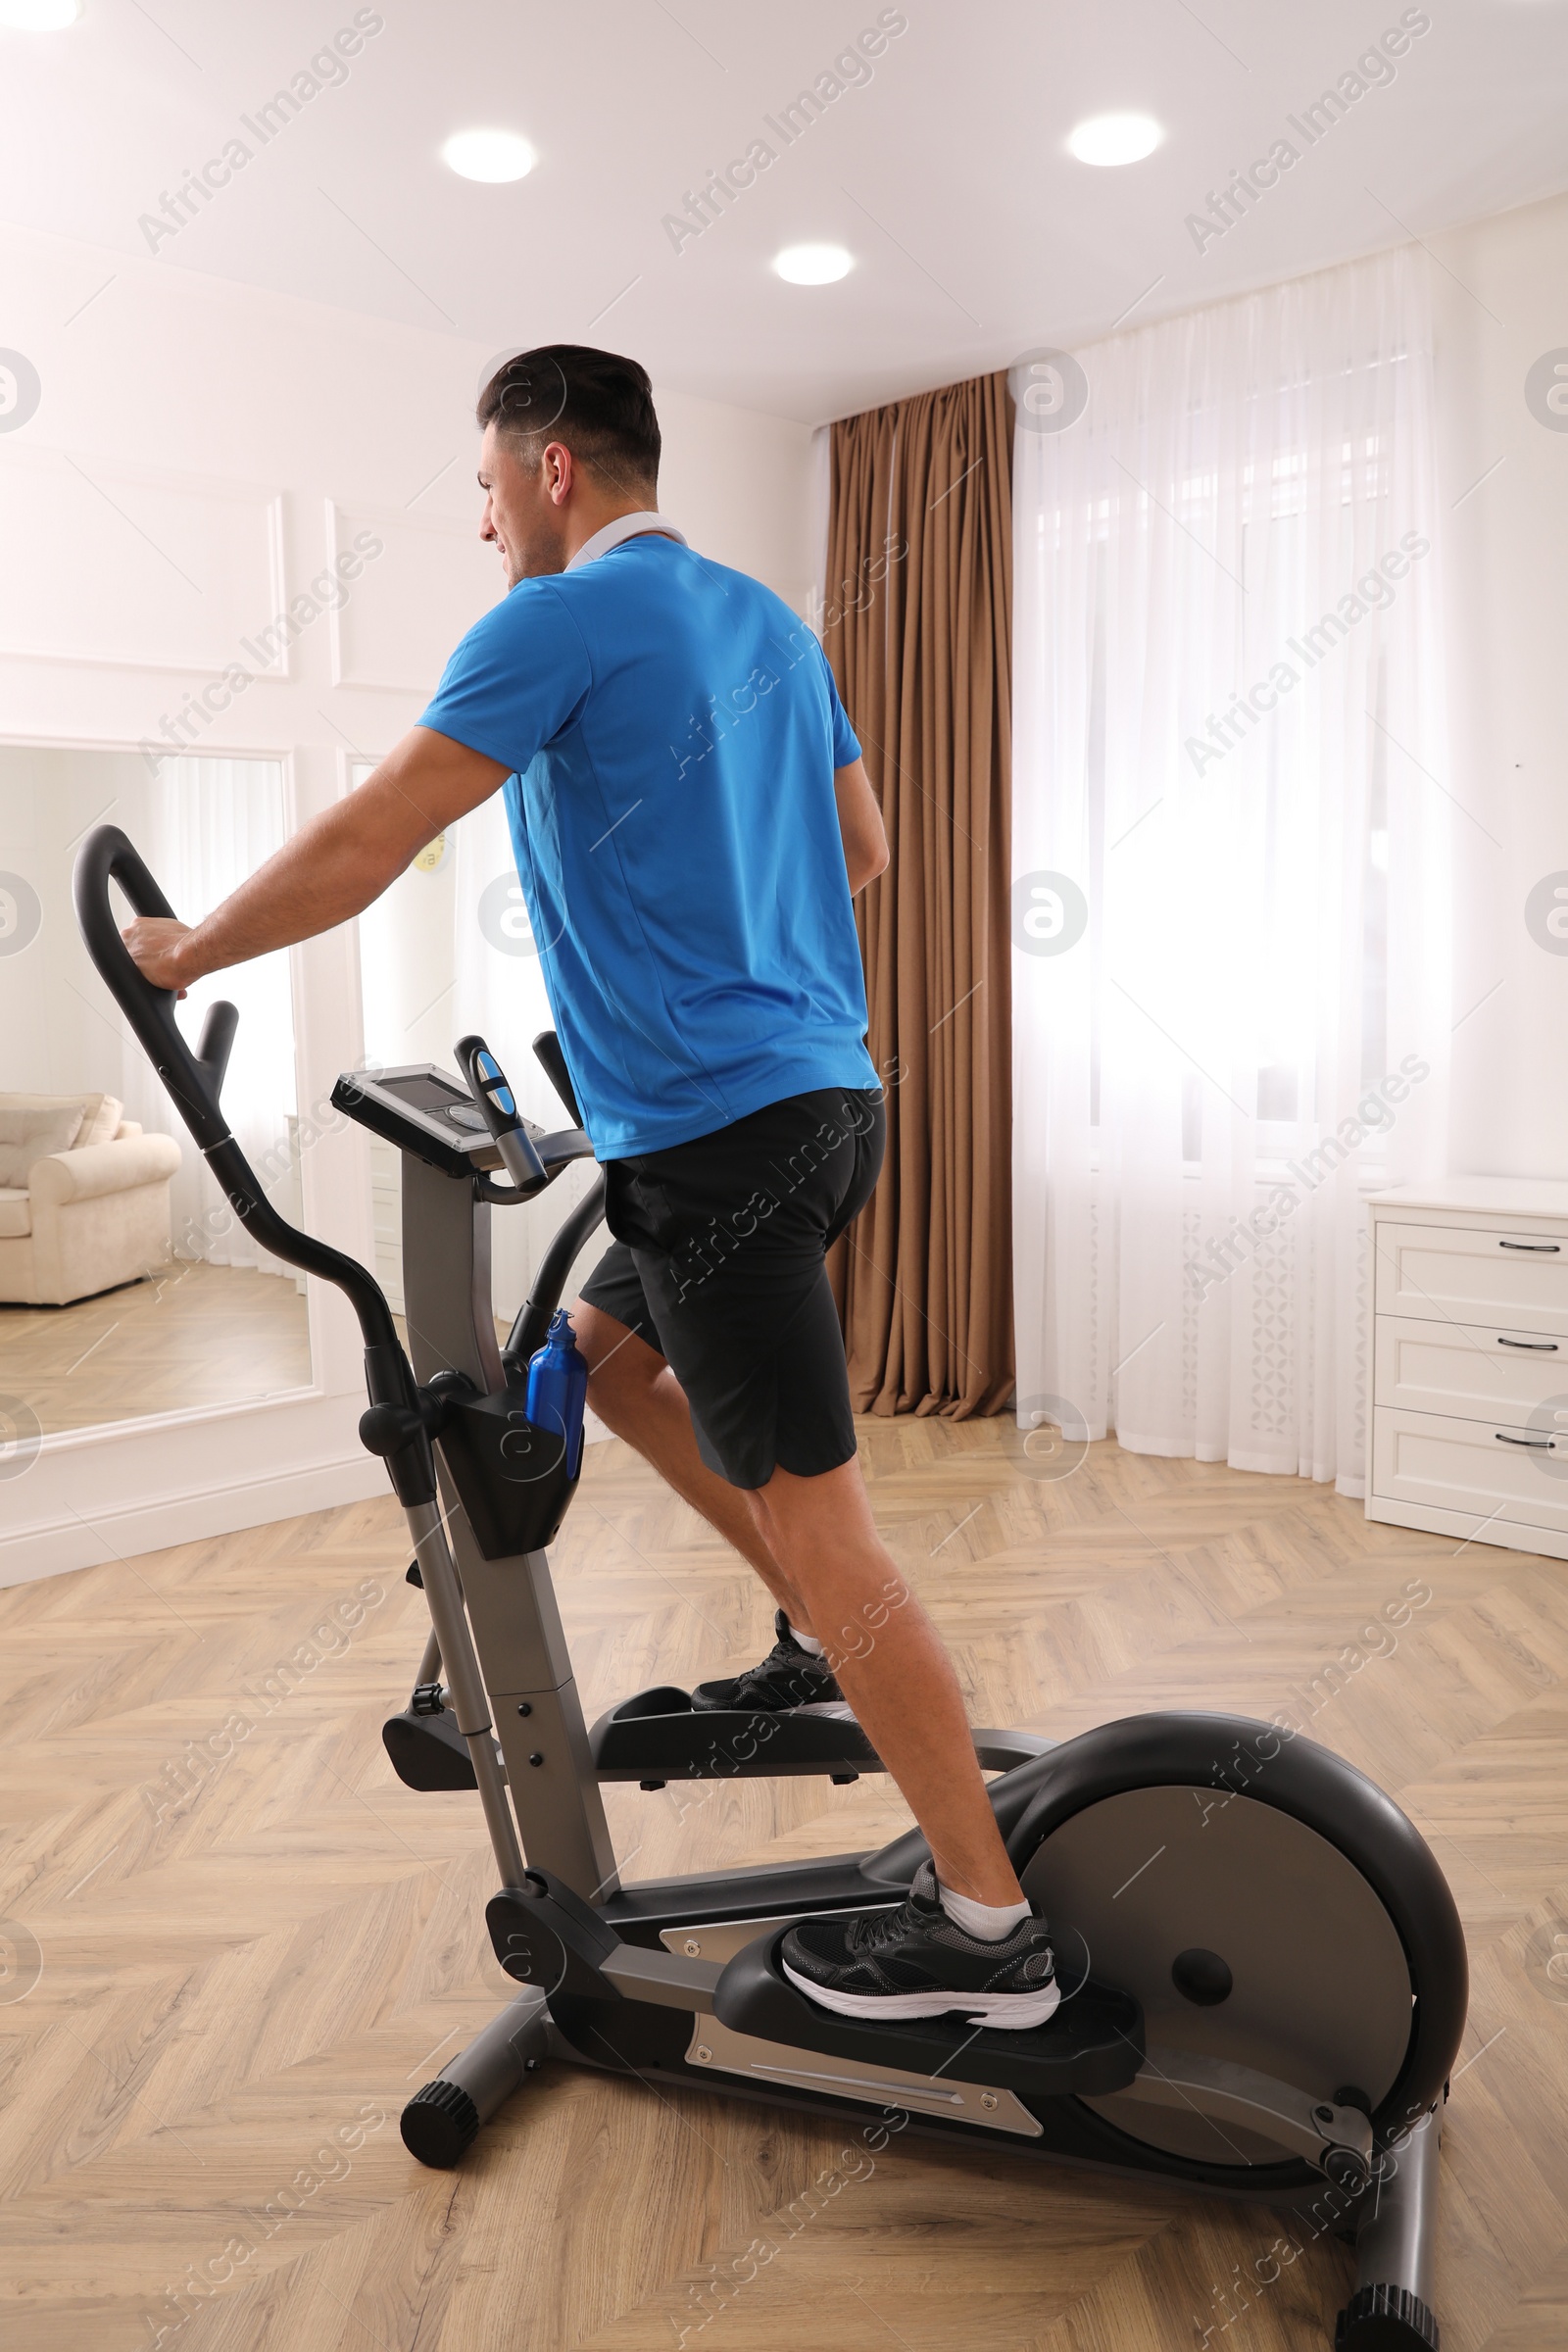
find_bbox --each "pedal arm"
[1124,2047,1374,2179]
[602,1944,723,2011]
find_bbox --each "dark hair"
[476,344,661,492]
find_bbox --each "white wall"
[0,218,814,1583]
[1429,189,1568,1179]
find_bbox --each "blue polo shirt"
[418,525,879,1157]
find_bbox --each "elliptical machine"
[77,826,1468,2352]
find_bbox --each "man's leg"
[571,1101,1049,2018]
[572,1298,814,1635]
[579,1293,1020,1902]
[746,1457,1025,1909]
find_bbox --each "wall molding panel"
[326,500,501,693]
[0,447,284,679]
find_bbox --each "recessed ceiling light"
[773,243,854,286]
[441,128,537,184]
[0,0,82,25]
[1067,113,1163,167]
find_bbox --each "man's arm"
[122,727,510,990]
[834,758,889,896]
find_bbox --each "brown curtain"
[822,369,1014,1420]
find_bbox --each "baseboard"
[0,1424,389,1589]
[1,1378,615,1591]
[1364,1491,1567,1562]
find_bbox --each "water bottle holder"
[435,1388,580,1560]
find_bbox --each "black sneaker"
[781,1860,1060,2030]
[690,1609,854,1718]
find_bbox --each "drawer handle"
[1497,1336,1559,1351]
[1498,1240,1561,1252]
[1495,1431,1552,1448]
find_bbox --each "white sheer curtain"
[450,791,559,1131]
[1012,245,1452,1494]
[123,758,296,1274]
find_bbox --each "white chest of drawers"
[1367,1178,1568,1559]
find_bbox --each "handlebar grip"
[455,1034,548,1194]
[71,824,228,1152]
[532,1030,584,1130]
[196,1001,239,1100]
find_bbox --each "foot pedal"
[713,1926,1143,2101]
[588,1687,882,1782]
[587,1690,1052,1785]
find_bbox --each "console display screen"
[384,1073,471,1116]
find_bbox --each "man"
[123,345,1057,2031]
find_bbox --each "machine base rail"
[597,1851,924,1939]
[402,1988,549,2169]
[1335,2102,1443,2349]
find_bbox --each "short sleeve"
[813,638,861,767]
[418,581,594,774]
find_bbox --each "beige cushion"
[0,1103,85,1186]
[0,1189,30,1239]
[0,1092,124,1175]
[79,1094,123,1146]
[0,1090,99,1119]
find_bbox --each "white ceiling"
[2,0,1566,422]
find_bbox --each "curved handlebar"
[73,826,232,1149]
[72,824,406,1372]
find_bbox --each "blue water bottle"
[526,1308,589,1479]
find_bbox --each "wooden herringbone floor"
[1,1417,1565,2350]
[1,1260,312,1434]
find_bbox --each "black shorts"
[577,1086,886,1490]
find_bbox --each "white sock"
[789,1621,825,1657]
[938,1882,1032,1941]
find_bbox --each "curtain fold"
[822,370,1014,1420]
[1011,245,1451,1494]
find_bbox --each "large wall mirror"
[0,744,311,1443]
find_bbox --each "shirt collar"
[565,511,688,570]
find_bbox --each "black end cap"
[402,2077,478,2169]
[1336,2284,1440,2351]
